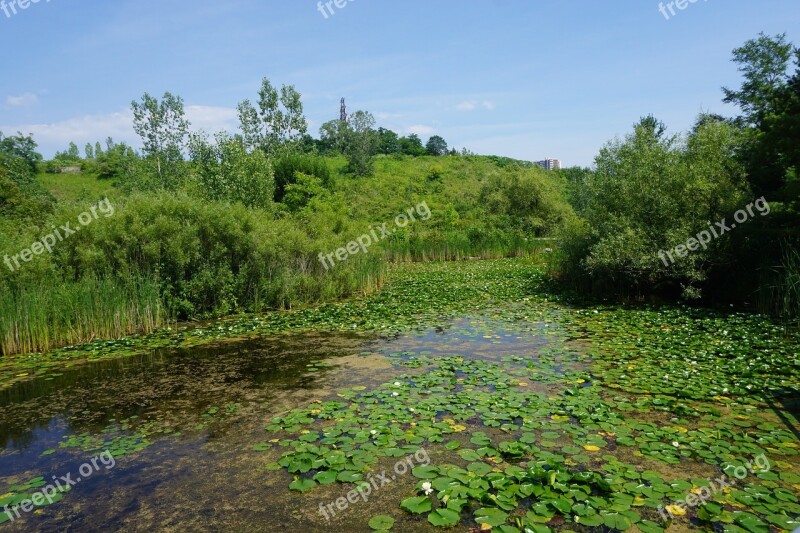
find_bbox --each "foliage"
[237,77,308,155]
[271,153,333,203]
[479,165,575,236]
[0,131,42,172]
[425,135,448,156]
[188,133,274,209]
[343,110,379,176]
[399,133,427,156]
[557,116,749,298]
[131,92,190,189]
[0,152,54,223]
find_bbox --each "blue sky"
[1,0,798,166]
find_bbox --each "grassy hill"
[0,153,573,356]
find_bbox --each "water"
[0,314,560,532]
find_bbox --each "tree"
[558,116,749,299]
[95,142,137,181]
[426,135,448,156]
[85,143,95,159]
[722,33,794,128]
[344,111,379,176]
[319,119,348,154]
[399,134,426,156]
[95,141,104,157]
[0,152,54,222]
[67,142,80,160]
[131,91,190,188]
[237,78,308,155]
[377,128,400,154]
[0,131,42,172]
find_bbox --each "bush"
[272,154,333,202]
[556,117,749,298]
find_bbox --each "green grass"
[0,274,166,356]
[36,172,117,203]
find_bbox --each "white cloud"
[375,111,404,120]
[456,100,495,111]
[406,124,434,136]
[185,105,238,133]
[0,105,239,157]
[6,92,39,108]
[0,111,135,154]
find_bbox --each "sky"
[0,0,798,167]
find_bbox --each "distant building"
[535,158,561,170]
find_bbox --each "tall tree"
[84,143,95,159]
[399,134,426,156]
[67,142,80,160]
[319,119,348,154]
[344,111,378,176]
[426,135,448,156]
[377,127,400,154]
[131,91,190,188]
[723,33,798,196]
[0,131,42,172]
[237,78,308,155]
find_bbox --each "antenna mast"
[340,98,348,124]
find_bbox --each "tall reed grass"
[0,275,166,356]
[382,234,546,262]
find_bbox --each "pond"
[1,260,799,532]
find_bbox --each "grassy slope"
[2,155,566,357]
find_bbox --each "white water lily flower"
[409,408,416,413]
[672,441,680,447]
[421,482,433,495]
[392,392,399,397]
[394,381,402,386]
[370,430,378,435]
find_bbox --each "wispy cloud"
[5,92,39,108]
[376,111,404,120]
[406,124,435,136]
[455,100,495,111]
[185,105,238,132]
[0,105,239,156]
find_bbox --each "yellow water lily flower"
[665,504,686,516]
[583,444,601,452]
